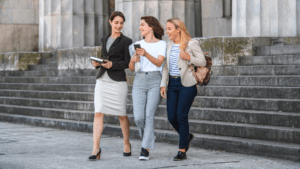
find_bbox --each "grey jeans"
[132,71,162,149]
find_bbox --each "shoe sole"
[173,157,187,161]
[139,156,150,160]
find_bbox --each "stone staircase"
[0,45,299,161]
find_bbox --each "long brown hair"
[141,16,164,40]
[167,17,191,51]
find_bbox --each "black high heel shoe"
[89,148,101,160]
[123,143,131,156]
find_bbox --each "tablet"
[90,56,108,63]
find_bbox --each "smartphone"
[134,44,141,50]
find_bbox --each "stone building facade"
[0,0,39,53]
[0,0,300,53]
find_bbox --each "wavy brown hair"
[141,16,164,40]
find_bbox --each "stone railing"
[57,46,102,70]
[0,52,41,71]
[195,37,300,66]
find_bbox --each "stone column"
[194,0,202,37]
[278,0,297,37]
[260,0,270,36]
[246,0,260,36]
[269,0,279,37]
[297,0,300,36]
[236,0,246,36]
[115,0,201,42]
[39,0,110,52]
[232,0,298,37]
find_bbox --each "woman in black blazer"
[89,11,132,160]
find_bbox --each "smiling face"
[166,22,180,41]
[109,16,124,33]
[139,19,152,37]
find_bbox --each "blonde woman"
[160,18,206,161]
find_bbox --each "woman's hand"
[92,60,101,67]
[180,51,191,61]
[135,48,147,56]
[131,54,140,63]
[101,61,113,69]
[160,87,167,98]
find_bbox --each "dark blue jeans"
[167,77,197,149]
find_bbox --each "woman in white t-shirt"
[128,16,166,161]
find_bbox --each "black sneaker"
[139,148,150,160]
[186,133,194,152]
[173,151,187,161]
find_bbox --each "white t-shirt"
[133,40,166,73]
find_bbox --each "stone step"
[1,84,300,99]
[0,69,134,77]
[0,76,97,84]
[2,64,300,77]
[28,63,58,70]
[0,83,96,92]
[197,86,300,99]
[127,95,300,113]
[0,113,299,161]
[212,65,300,76]
[1,75,300,87]
[119,115,300,144]
[1,105,300,144]
[1,85,300,101]
[0,90,94,101]
[0,92,299,113]
[1,103,299,128]
[208,75,300,87]
[239,54,300,65]
[256,45,300,56]
[40,57,57,64]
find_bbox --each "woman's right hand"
[92,60,101,67]
[160,87,167,98]
[131,54,140,63]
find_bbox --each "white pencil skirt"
[94,72,128,116]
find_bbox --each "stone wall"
[39,0,111,52]
[232,0,300,37]
[196,37,300,66]
[57,46,101,70]
[0,52,41,71]
[201,0,232,37]
[0,0,39,53]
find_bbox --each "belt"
[169,75,180,78]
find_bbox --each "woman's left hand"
[135,48,147,56]
[102,61,113,69]
[180,51,191,61]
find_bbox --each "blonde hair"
[167,17,191,51]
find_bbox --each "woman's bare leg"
[119,115,131,152]
[92,113,105,155]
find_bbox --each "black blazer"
[96,33,132,81]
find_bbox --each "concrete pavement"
[0,122,299,169]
